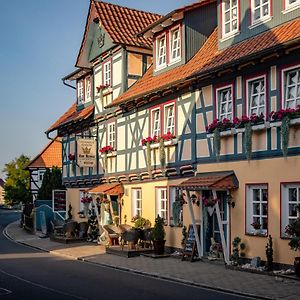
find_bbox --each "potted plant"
[152,215,166,255]
[285,204,300,277]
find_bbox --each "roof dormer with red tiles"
[138,0,217,75]
[62,1,161,117]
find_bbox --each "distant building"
[27,139,62,201]
[0,178,5,204]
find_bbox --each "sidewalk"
[4,222,300,300]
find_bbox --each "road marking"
[0,288,12,295]
[0,269,88,300]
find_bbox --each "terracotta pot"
[294,257,300,277]
[153,240,165,255]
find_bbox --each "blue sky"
[0,0,195,179]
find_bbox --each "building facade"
[48,0,300,266]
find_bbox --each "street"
[0,209,252,300]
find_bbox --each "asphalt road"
[0,209,252,300]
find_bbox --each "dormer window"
[77,80,84,104]
[103,60,112,87]
[221,0,239,39]
[251,0,271,26]
[154,24,182,71]
[170,28,181,63]
[156,35,167,69]
[85,77,92,102]
[284,0,300,12]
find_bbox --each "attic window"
[156,35,167,69]
[170,27,181,63]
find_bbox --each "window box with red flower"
[99,145,116,172]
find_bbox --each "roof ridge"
[95,1,161,18]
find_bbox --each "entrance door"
[203,191,228,257]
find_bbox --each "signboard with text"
[77,138,96,167]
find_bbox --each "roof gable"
[76,1,161,67]
[27,139,62,169]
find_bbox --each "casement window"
[103,61,112,87]
[164,103,175,135]
[251,0,271,25]
[156,187,168,222]
[247,76,266,116]
[151,108,161,137]
[77,80,84,104]
[85,77,92,102]
[170,28,181,63]
[169,187,183,227]
[222,0,239,38]
[283,66,300,109]
[246,184,268,236]
[284,0,300,11]
[150,101,176,137]
[281,183,300,237]
[107,122,116,149]
[38,170,45,183]
[156,35,167,68]
[217,86,233,120]
[132,189,142,217]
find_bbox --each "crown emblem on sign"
[82,147,91,155]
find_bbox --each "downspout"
[62,79,76,90]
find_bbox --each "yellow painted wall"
[197,156,300,265]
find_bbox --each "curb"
[4,222,275,300]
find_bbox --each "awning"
[88,183,124,195]
[177,171,239,190]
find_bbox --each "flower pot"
[153,240,165,255]
[294,257,300,277]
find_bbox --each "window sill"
[154,64,167,72]
[142,138,178,149]
[248,16,272,29]
[282,5,300,14]
[270,117,300,128]
[246,231,267,237]
[168,58,182,66]
[100,151,117,158]
[220,31,240,43]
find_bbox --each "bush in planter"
[152,215,166,255]
[231,236,246,265]
[285,204,300,276]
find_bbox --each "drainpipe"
[62,79,76,90]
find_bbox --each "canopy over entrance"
[88,183,124,196]
[177,171,239,190]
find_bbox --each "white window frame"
[164,103,175,135]
[156,187,168,223]
[132,188,142,218]
[107,122,116,149]
[246,184,268,236]
[151,107,161,137]
[281,183,300,237]
[216,85,233,120]
[282,65,300,109]
[156,34,167,69]
[246,75,266,116]
[250,0,271,26]
[284,0,300,13]
[85,77,92,102]
[169,27,181,64]
[103,60,112,87]
[77,80,84,104]
[221,0,239,39]
[38,169,45,184]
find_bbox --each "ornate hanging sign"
[77,138,96,167]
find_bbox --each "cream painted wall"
[197,156,300,265]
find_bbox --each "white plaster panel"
[271,127,277,150]
[271,96,277,113]
[236,76,242,99]
[195,90,201,109]
[129,152,136,170]
[117,154,126,172]
[202,85,213,106]
[237,104,243,118]
[113,52,122,61]
[113,59,122,86]
[118,125,126,150]
[196,113,206,133]
[181,92,192,100]
[271,66,277,91]
[197,139,209,158]
[237,133,243,154]
[181,140,191,161]
[113,87,121,100]
[139,151,146,168]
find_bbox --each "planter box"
[220,130,232,137]
[270,121,281,128]
[252,123,265,131]
[143,139,178,150]
[236,128,245,133]
[290,117,300,125]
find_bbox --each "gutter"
[62,79,76,90]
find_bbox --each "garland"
[146,142,152,178]
[102,152,108,172]
[244,122,252,161]
[281,115,290,157]
[159,138,166,174]
[214,127,221,162]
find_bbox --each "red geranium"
[99,145,114,154]
[160,131,176,141]
[141,135,158,146]
[68,153,76,161]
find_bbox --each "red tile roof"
[27,139,62,169]
[46,104,94,134]
[109,18,300,107]
[88,183,124,195]
[76,1,161,67]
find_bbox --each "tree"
[3,155,32,205]
[37,166,63,200]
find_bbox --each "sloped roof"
[46,104,94,134]
[109,18,300,107]
[76,1,161,66]
[27,139,62,169]
[88,183,124,195]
